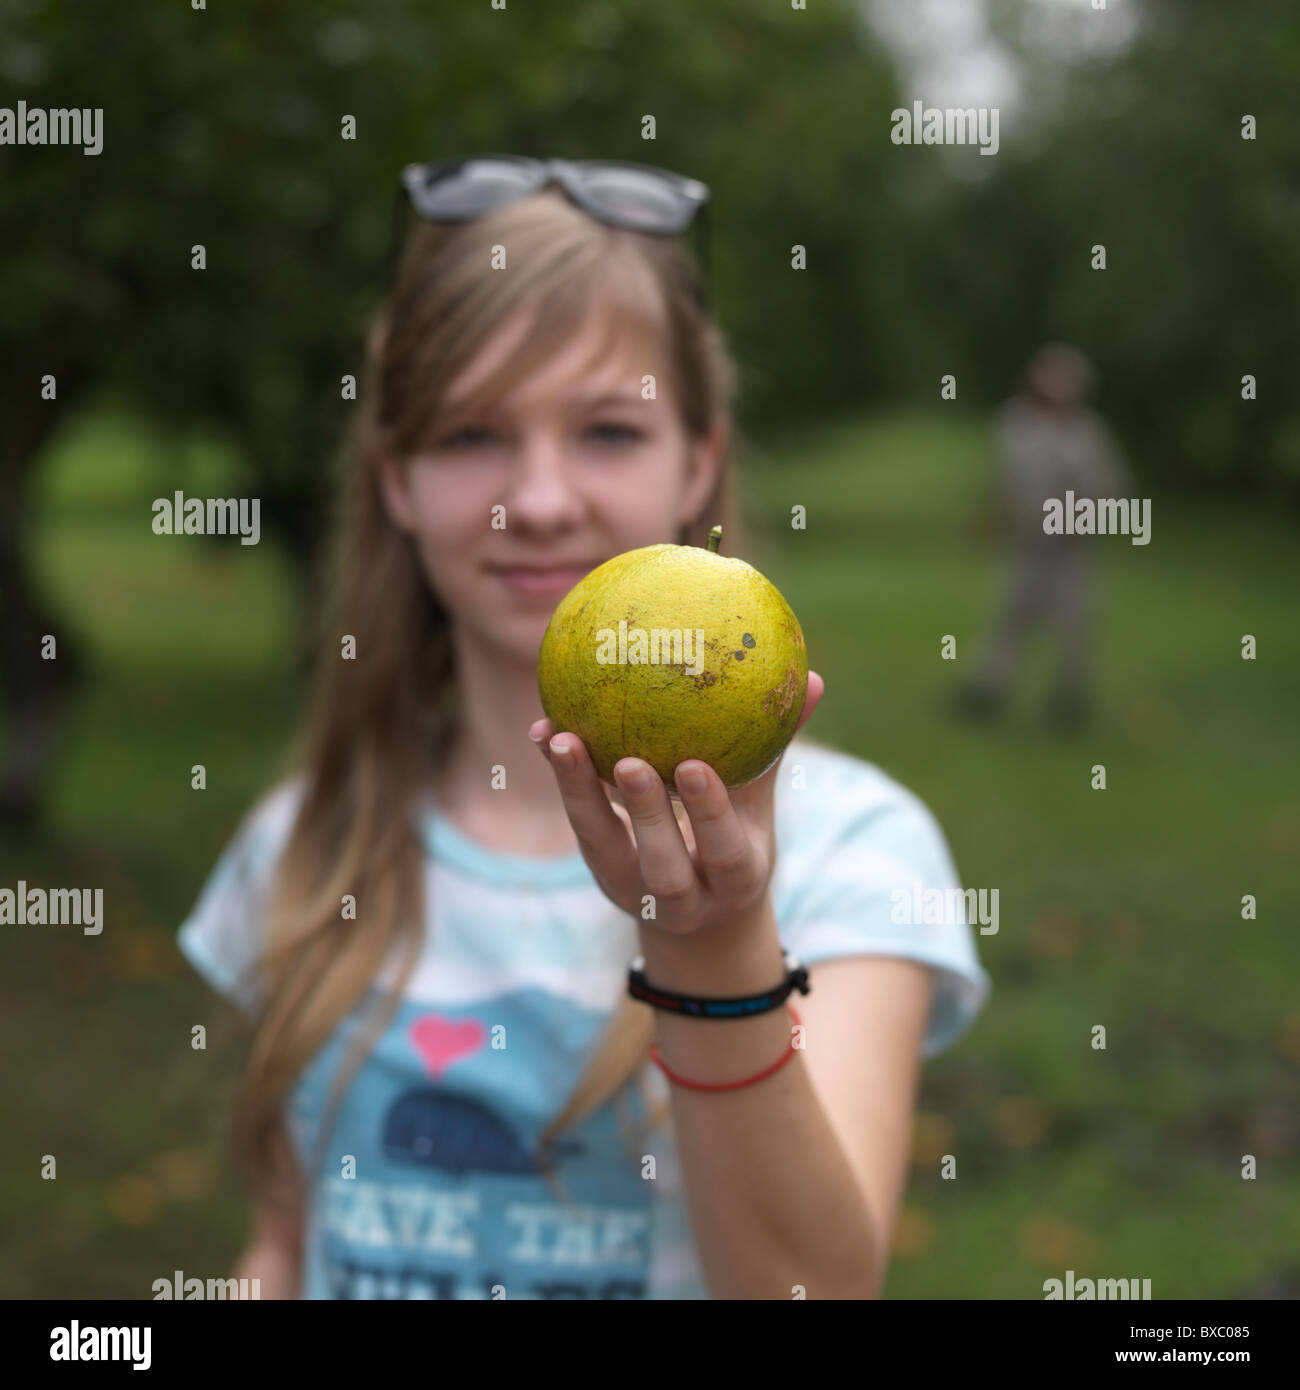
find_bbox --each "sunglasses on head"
[385,155,713,309]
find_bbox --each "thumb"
[794,669,824,734]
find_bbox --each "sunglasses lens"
[414,158,539,219]
[572,165,694,233]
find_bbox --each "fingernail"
[549,737,574,768]
[528,722,546,743]
[617,761,650,793]
[677,765,707,795]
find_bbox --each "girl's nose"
[505,434,586,529]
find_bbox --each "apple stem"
[707,525,722,554]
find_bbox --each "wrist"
[634,900,802,1086]
[634,895,784,997]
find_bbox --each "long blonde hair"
[231,183,746,1216]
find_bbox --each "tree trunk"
[0,386,90,831]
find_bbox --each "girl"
[178,156,991,1300]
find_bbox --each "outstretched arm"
[531,673,933,1299]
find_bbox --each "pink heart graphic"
[408,1014,486,1080]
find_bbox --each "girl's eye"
[435,423,643,451]
[439,426,497,450]
[587,423,642,446]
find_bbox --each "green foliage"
[0,0,903,566]
[913,0,1300,497]
[5,0,1299,521]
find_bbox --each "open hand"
[529,671,824,937]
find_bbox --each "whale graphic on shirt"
[382,1086,586,1175]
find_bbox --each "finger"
[538,731,642,888]
[533,718,626,804]
[673,760,759,908]
[531,718,641,819]
[613,757,701,921]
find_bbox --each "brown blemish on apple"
[763,665,799,719]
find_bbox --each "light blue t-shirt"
[177,739,991,1299]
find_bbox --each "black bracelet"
[627,950,811,1019]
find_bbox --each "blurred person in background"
[957,343,1130,731]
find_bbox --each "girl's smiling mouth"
[485,560,599,597]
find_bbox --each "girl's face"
[379,305,726,667]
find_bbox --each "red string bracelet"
[649,1002,802,1092]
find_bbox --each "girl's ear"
[376,451,417,535]
[680,416,729,527]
